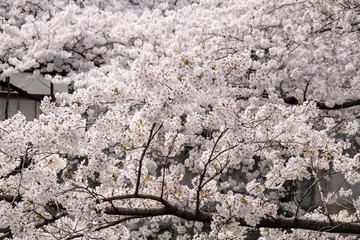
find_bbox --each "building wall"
[0,98,40,120]
[0,73,68,120]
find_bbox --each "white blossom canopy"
[0,0,359,239]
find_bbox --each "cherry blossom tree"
[0,0,359,239]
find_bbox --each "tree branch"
[0,194,22,203]
[315,99,360,110]
[3,192,360,235]
[63,216,140,240]
[0,212,68,240]
[295,171,338,218]
[241,217,360,235]
[196,128,229,214]
[282,96,360,110]
[134,123,163,195]
[1,156,33,180]
[101,193,170,207]
[105,203,360,235]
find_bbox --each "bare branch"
[196,128,229,214]
[295,171,338,218]
[135,123,163,195]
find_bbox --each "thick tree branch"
[105,203,360,235]
[0,194,22,203]
[283,96,360,110]
[315,99,360,110]
[244,217,360,235]
[101,194,360,235]
[101,193,169,206]
[3,192,360,235]
[104,205,212,222]
[280,79,360,110]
